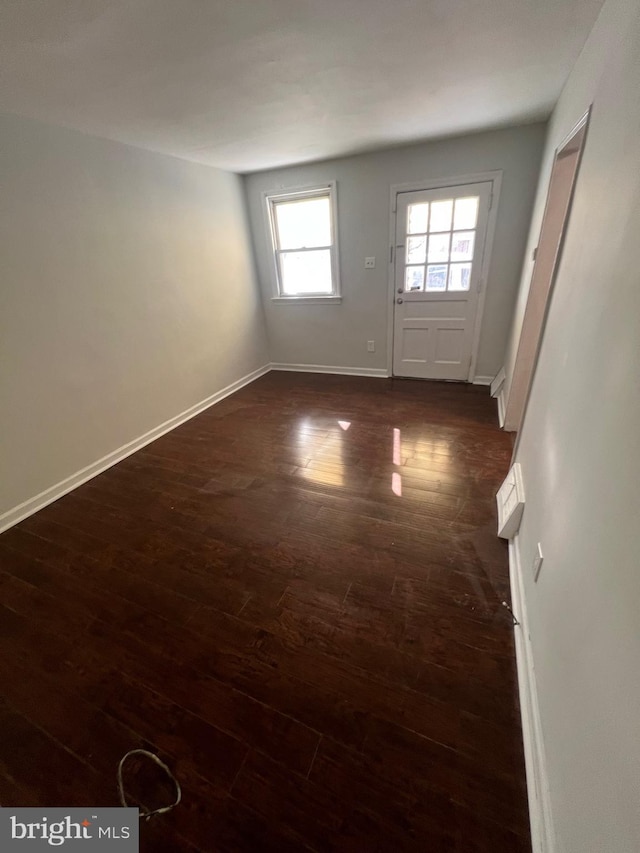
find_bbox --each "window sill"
[271,296,342,305]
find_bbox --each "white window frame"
[263,182,341,303]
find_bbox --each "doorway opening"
[504,111,590,431]
[389,174,501,381]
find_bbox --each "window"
[266,184,340,301]
[404,195,479,292]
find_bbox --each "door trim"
[386,171,502,380]
[508,107,591,440]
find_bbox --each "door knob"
[396,298,403,304]
[397,288,403,294]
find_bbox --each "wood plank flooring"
[0,372,530,851]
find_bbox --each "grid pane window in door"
[406,266,425,291]
[429,200,453,232]
[453,197,479,230]
[406,236,427,264]
[428,233,451,263]
[408,203,429,234]
[402,193,480,294]
[426,265,448,291]
[450,231,475,262]
[448,263,472,291]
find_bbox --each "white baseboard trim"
[0,363,271,534]
[497,388,506,428]
[270,362,389,378]
[509,538,555,853]
[472,375,493,386]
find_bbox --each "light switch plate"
[365,257,376,268]
[367,340,375,352]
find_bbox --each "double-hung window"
[266,183,340,301]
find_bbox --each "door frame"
[386,171,502,380]
[507,108,591,439]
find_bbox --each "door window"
[405,196,479,292]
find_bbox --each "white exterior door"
[392,182,492,380]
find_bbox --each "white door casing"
[391,181,493,380]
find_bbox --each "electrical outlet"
[533,542,544,581]
[365,257,376,269]
[367,340,375,352]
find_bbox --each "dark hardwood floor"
[0,372,530,851]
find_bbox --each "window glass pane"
[408,203,429,234]
[280,249,333,295]
[448,263,472,291]
[453,197,479,230]
[405,266,425,291]
[429,200,453,232]
[450,231,475,262]
[428,232,451,263]
[406,235,427,264]
[426,265,448,291]
[275,197,331,250]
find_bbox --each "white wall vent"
[497,462,525,539]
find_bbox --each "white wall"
[243,124,546,377]
[509,0,640,850]
[0,114,269,521]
